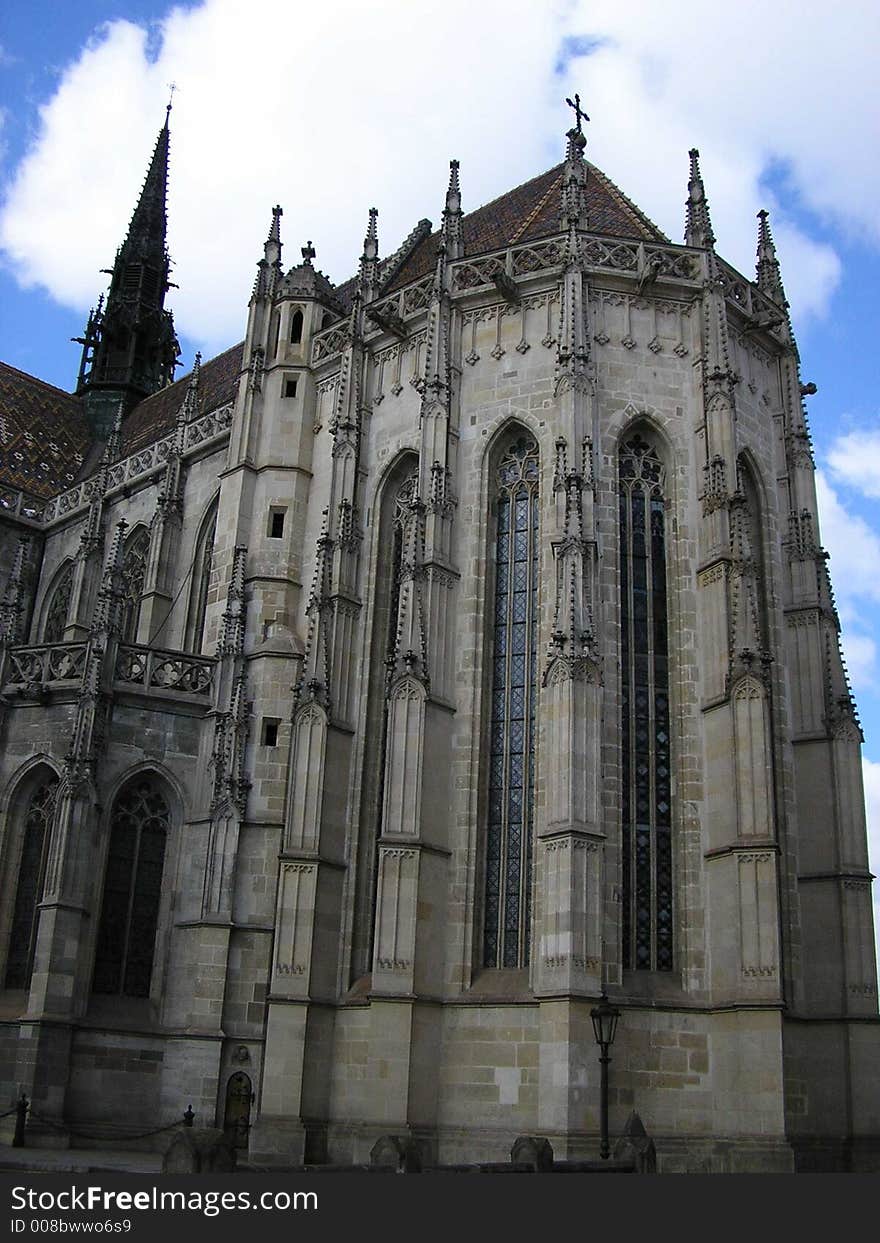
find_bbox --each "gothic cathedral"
[0,104,877,1172]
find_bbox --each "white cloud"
[841,632,878,694]
[815,470,880,702]
[1,0,878,353]
[815,471,880,604]
[828,429,880,500]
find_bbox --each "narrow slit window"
[268,508,286,539]
[261,719,280,748]
[290,310,304,345]
[284,377,299,399]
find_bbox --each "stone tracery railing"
[0,641,87,690]
[114,643,215,697]
[309,231,707,366]
[33,401,234,529]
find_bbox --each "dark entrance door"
[223,1072,252,1149]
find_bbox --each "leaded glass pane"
[484,435,539,969]
[43,565,73,643]
[4,777,58,990]
[619,435,673,971]
[93,777,170,997]
[120,528,152,643]
[191,508,217,654]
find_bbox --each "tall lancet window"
[42,564,73,643]
[619,433,673,971]
[92,775,170,997]
[352,460,419,979]
[187,502,217,654]
[484,435,539,969]
[4,774,59,990]
[120,527,151,642]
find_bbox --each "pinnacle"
[685,148,715,249]
[755,208,786,306]
[267,205,283,246]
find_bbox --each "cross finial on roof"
[566,93,589,134]
[167,82,178,119]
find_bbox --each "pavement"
[0,1144,163,1174]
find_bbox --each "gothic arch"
[735,451,771,652]
[0,760,61,992]
[120,524,152,643]
[39,560,74,643]
[185,494,219,653]
[91,769,177,999]
[480,425,541,969]
[351,451,420,980]
[617,425,675,971]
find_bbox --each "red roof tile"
[0,362,92,499]
[384,160,668,293]
[120,341,243,455]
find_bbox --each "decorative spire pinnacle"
[565,93,589,158]
[562,95,589,228]
[685,148,715,249]
[252,204,283,300]
[360,207,379,294]
[301,240,316,266]
[179,351,201,423]
[441,159,464,258]
[755,209,787,308]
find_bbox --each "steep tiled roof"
[383,160,668,294]
[120,341,243,455]
[0,362,92,499]
[1,158,669,492]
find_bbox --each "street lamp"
[590,994,621,1161]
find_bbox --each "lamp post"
[590,994,620,1161]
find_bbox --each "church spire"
[75,107,179,438]
[755,209,787,308]
[685,148,715,249]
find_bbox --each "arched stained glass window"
[4,775,59,990]
[92,776,170,997]
[120,527,151,643]
[619,433,672,971]
[188,504,217,654]
[484,435,539,969]
[42,564,73,643]
[353,460,419,980]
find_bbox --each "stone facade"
[0,116,878,1172]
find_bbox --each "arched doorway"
[223,1072,252,1148]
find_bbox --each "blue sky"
[2,1,880,938]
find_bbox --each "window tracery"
[4,775,59,990]
[42,564,73,643]
[619,433,673,971]
[92,776,170,997]
[120,527,151,642]
[484,434,539,969]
